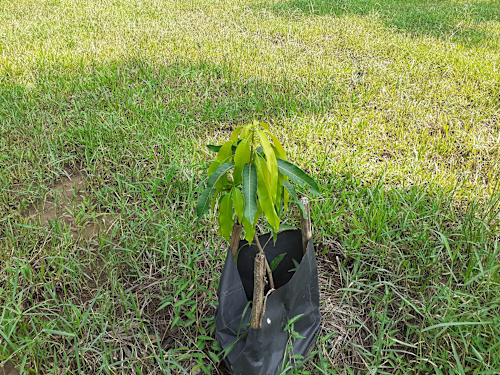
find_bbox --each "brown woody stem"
[299,197,312,254]
[230,223,243,257]
[253,233,275,290]
[250,253,266,329]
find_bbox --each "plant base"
[215,230,321,375]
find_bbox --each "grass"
[0,0,499,373]
[265,0,500,49]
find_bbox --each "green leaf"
[206,142,239,156]
[219,193,233,241]
[156,299,172,312]
[289,258,300,272]
[243,201,262,243]
[277,159,320,195]
[283,180,307,219]
[255,199,263,224]
[223,342,235,358]
[259,121,269,130]
[197,187,216,219]
[242,164,258,225]
[217,140,234,161]
[276,172,284,213]
[233,188,245,224]
[207,145,221,153]
[211,191,219,211]
[208,351,220,363]
[283,184,289,212]
[230,126,243,141]
[282,173,290,212]
[269,134,286,160]
[243,218,255,243]
[233,139,251,185]
[287,314,304,326]
[241,125,251,140]
[254,154,271,198]
[421,321,494,333]
[208,160,222,177]
[255,156,280,231]
[269,253,286,271]
[257,130,278,202]
[207,162,235,188]
[234,139,250,168]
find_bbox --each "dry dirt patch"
[27,173,85,227]
[0,361,19,375]
[25,172,115,240]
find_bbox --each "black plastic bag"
[215,230,321,375]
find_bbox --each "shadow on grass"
[257,0,500,48]
[0,57,341,186]
[0,57,339,130]
[0,56,345,239]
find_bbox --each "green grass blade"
[422,321,494,332]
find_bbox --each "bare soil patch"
[27,173,85,226]
[0,361,19,375]
[25,172,116,240]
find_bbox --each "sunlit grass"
[0,0,499,373]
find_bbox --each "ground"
[0,0,499,374]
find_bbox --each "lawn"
[0,0,499,373]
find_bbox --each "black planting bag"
[215,230,321,375]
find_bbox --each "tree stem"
[250,253,266,329]
[253,233,275,290]
[299,197,312,254]
[230,223,243,257]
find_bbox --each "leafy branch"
[197,120,319,244]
